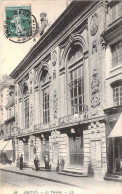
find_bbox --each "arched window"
[40,68,50,124]
[22,84,29,128]
[67,43,84,114]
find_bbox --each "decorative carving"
[34,67,39,86]
[18,85,22,98]
[29,71,33,84]
[53,70,56,80]
[51,130,61,140]
[92,40,97,54]
[91,68,100,110]
[30,87,32,94]
[90,13,99,36]
[100,36,106,49]
[52,50,57,66]
[53,90,58,119]
[69,34,74,44]
[40,13,48,36]
[16,113,18,127]
[30,104,33,126]
[59,45,64,66]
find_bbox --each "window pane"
[113,82,122,106]
[42,87,50,124]
[69,65,84,114]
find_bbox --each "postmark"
[4,6,38,43]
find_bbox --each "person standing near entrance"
[44,153,49,170]
[20,154,23,170]
[34,156,39,171]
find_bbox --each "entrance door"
[24,143,29,162]
[114,138,122,172]
[69,136,84,167]
[41,140,49,163]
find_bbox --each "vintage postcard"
[0,0,122,194]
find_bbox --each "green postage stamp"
[4,6,37,43]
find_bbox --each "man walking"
[20,154,23,170]
[34,156,39,171]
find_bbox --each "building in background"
[102,0,122,174]
[0,75,16,163]
[9,0,122,179]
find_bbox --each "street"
[0,170,122,194]
[0,171,93,194]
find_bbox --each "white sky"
[0,0,70,77]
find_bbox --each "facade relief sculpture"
[53,90,58,119]
[90,13,99,36]
[29,71,33,84]
[52,50,57,66]
[34,67,39,87]
[91,68,100,115]
[92,40,97,54]
[30,104,33,126]
[53,70,56,80]
[18,85,22,99]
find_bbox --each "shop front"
[108,113,122,173]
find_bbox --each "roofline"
[10,0,99,79]
[10,0,78,78]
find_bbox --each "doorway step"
[23,162,30,168]
[58,168,88,177]
[104,172,122,182]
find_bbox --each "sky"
[0,0,70,78]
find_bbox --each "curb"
[0,168,87,189]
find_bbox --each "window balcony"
[58,110,88,127]
[16,105,88,136]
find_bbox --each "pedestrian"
[44,153,49,170]
[34,156,39,171]
[20,154,23,170]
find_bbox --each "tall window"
[69,66,84,114]
[43,87,50,124]
[112,81,122,106]
[68,44,84,114]
[40,68,50,124]
[24,99,29,128]
[23,84,29,128]
[112,41,122,68]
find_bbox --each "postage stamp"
[4,6,38,43]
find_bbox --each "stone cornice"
[102,17,122,44]
[10,0,100,82]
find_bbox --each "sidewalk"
[0,164,122,193]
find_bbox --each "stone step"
[104,176,122,183]
[106,173,120,178]
[58,171,88,177]
[58,168,87,177]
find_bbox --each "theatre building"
[10,0,122,178]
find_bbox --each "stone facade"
[10,0,122,179]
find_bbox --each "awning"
[108,113,122,138]
[0,140,13,151]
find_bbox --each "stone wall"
[49,130,68,171]
[83,121,107,179]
